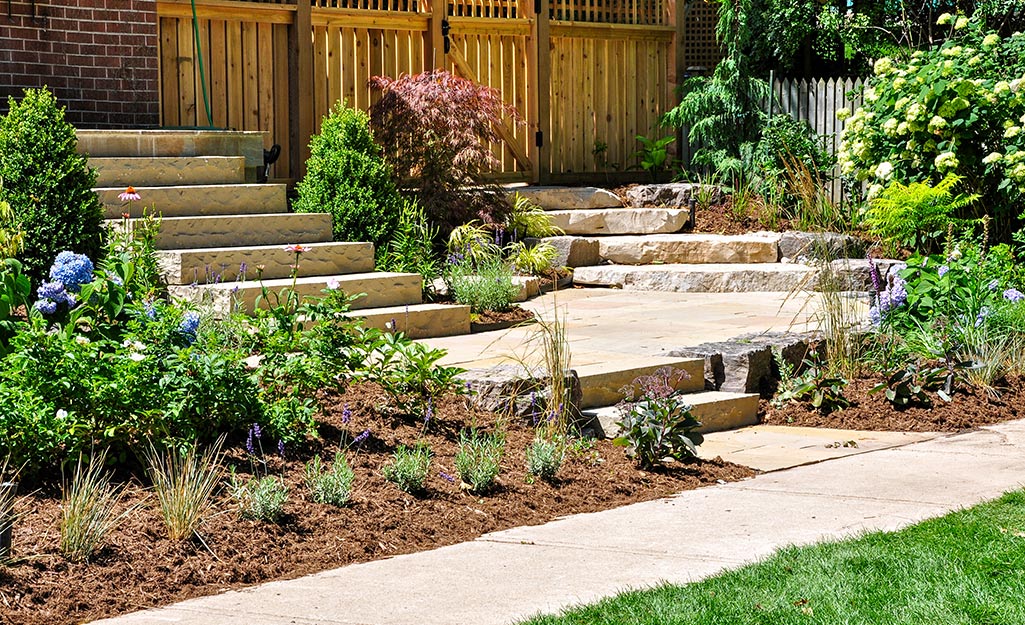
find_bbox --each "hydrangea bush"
[837,15,1025,234]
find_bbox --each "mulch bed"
[761,374,1025,432]
[609,184,795,235]
[0,382,753,625]
[471,306,536,327]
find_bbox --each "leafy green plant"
[60,451,133,563]
[0,186,24,260]
[445,252,518,314]
[369,70,515,234]
[355,331,464,417]
[143,437,224,541]
[377,199,440,290]
[505,193,563,240]
[771,350,851,413]
[631,134,676,182]
[0,88,105,285]
[865,176,979,257]
[871,362,951,407]
[229,473,289,523]
[447,222,501,266]
[0,258,30,353]
[525,434,564,482]
[382,441,432,495]
[304,452,355,507]
[613,367,703,469]
[294,102,404,259]
[455,428,505,494]
[507,241,559,277]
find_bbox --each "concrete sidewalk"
[95,419,1025,625]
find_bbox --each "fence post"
[425,0,445,70]
[531,0,551,184]
[290,0,314,181]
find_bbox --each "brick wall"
[0,0,160,128]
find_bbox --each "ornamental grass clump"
[304,452,355,507]
[455,428,505,494]
[382,441,432,495]
[143,438,224,541]
[60,451,134,563]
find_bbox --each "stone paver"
[92,420,1025,625]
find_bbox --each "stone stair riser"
[157,242,375,285]
[597,234,781,265]
[573,265,818,293]
[169,272,423,316]
[508,186,622,210]
[584,391,759,438]
[96,184,287,219]
[114,213,334,250]
[343,304,472,339]
[575,358,705,409]
[77,130,266,181]
[547,208,690,236]
[91,156,246,187]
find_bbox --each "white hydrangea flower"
[892,77,906,90]
[906,103,925,121]
[865,87,879,102]
[937,12,952,25]
[835,108,852,121]
[928,116,948,132]
[883,118,899,136]
[873,57,894,75]
[897,121,909,135]
[955,16,969,29]
[941,46,962,57]
[1005,126,1022,138]
[935,151,959,171]
[995,81,1012,95]
[982,152,1004,165]
[875,162,895,180]
[983,33,1001,48]
[1011,79,1023,93]
[867,183,884,199]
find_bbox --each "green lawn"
[522,490,1025,625]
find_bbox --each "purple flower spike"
[424,400,434,425]
[341,403,352,425]
[353,429,371,445]
[1004,288,1024,303]
[278,440,286,457]
[439,471,456,484]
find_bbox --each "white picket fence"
[770,76,867,202]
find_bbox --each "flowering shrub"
[613,367,704,468]
[837,17,1025,234]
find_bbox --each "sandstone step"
[342,303,471,340]
[583,390,760,438]
[596,232,781,265]
[573,263,817,293]
[546,208,690,236]
[574,356,705,409]
[77,129,265,181]
[118,213,334,250]
[157,242,375,285]
[507,186,622,210]
[91,156,246,187]
[168,271,423,316]
[96,184,286,219]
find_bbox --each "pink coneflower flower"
[118,186,141,202]
[326,277,340,290]
[283,244,311,254]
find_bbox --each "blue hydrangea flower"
[179,311,200,335]
[49,252,94,292]
[1004,288,1024,303]
[37,281,65,301]
[34,299,57,315]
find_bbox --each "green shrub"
[294,102,404,259]
[837,19,1025,237]
[382,442,432,494]
[304,452,355,506]
[507,241,559,276]
[865,175,979,257]
[0,88,104,284]
[229,473,289,523]
[454,428,505,494]
[506,193,563,240]
[613,367,704,469]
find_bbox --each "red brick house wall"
[0,0,160,127]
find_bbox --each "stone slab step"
[596,232,782,265]
[546,208,690,236]
[91,156,246,187]
[574,356,705,410]
[77,129,265,181]
[157,242,375,285]
[342,303,471,340]
[110,213,334,250]
[168,271,423,316]
[583,390,760,438]
[507,186,622,210]
[96,184,286,219]
[573,263,817,293]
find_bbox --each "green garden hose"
[190,0,215,128]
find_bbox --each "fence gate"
[156,0,680,183]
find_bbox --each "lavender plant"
[304,452,355,507]
[228,472,289,523]
[454,429,505,494]
[382,441,432,495]
[525,434,564,482]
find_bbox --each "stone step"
[546,208,690,236]
[77,129,265,181]
[574,356,705,410]
[342,303,472,340]
[507,186,622,210]
[96,184,286,219]
[595,232,781,265]
[112,213,334,250]
[573,263,818,293]
[157,242,375,285]
[583,390,760,438]
[91,156,246,187]
[168,271,423,316]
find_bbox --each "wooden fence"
[771,76,866,201]
[156,0,690,182]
